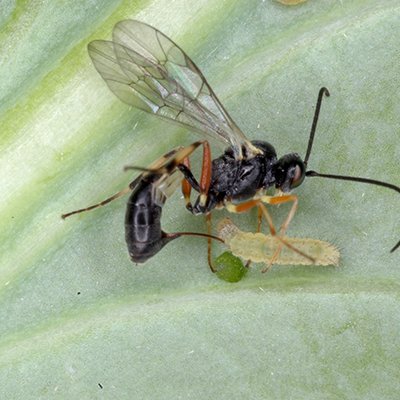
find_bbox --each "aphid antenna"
[303,87,400,253]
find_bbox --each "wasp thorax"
[274,153,305,192]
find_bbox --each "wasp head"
[274,153,305,192]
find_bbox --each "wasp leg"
[178,163,201,191]
[199,141,212,209]
[261,194,298,236]
[228,203,266,268]
[259,194,314,271]
[62,144,203,220]
[154,140,216,271]
[179,160,199,213]
[227,199,314,271]
[124,145,185,172]
[61,187,131,219]
[125,143,204,177]
[226,199,277,235]
[184,141,217,273]
[178,140,212,214]
[227,200,274,269]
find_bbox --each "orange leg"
[180,141,212,211]
[177,141,215,270]
[227,196,314,271]
[199,141,212,200]
[226,200,276,236]
[262,194,298,236]
[258,194,315,271]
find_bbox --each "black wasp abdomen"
[125,178,174,263]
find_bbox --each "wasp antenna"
[304,87,330,167]
[306,170,399,252]
[391,241,400,253]
[305,171,400,194]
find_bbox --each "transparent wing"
[87,19,258,159]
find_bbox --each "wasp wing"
[88,19,256,159]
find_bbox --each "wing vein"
[88,20,257,159]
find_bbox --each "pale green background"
[0,1,399,399]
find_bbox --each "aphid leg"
[206,213,217,272]
[61,187,131,219]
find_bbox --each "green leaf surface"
[1,1,399,398]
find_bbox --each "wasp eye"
[291,164,305,188]
[275,154,305,192]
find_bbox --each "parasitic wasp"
[62,20,399,272]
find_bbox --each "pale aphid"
[217,218,340,267]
